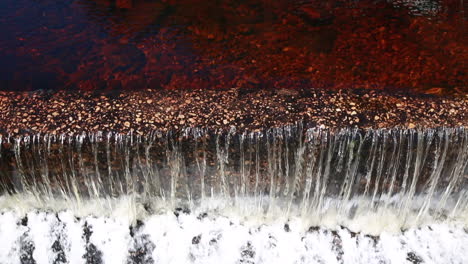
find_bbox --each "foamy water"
[1,203,467,264]
[0,194,468,264]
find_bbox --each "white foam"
[58,211,86,264]
[86,216,131,264]
[0,209,467,264]
[0,194,467,236]
[27,212,58,264]
[0,211,26,264]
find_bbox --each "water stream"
[0,126,467,263]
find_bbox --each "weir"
[0,0,467,262]
[1,127,467,221]
[0,126,467,263]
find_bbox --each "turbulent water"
[1,208,468,264]
[0,126,467,263]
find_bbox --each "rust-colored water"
[0,0,466,95]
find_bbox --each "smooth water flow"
[0,126,467,263]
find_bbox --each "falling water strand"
[0,127,465,225]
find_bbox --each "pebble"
[0,88,465,136]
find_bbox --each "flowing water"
[1,0,466,262]
[0,126,467,263]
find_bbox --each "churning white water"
[1,204,467,264]
[0,127,467,263]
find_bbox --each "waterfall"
[1,126,467,226]
[0,126,467,263]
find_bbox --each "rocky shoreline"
[0,88,466,136]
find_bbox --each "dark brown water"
[0,0,466,94]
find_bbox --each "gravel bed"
[0,88,466,136]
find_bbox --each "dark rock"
[52,240,67,264]
[308,226,320,233]
[192,234,201,245]
[83,222,93,242]
[128,234,155,264]
[20,233,35,264]
[197,212,208,220]
[239,241,255,263]
[21,216,28,226]
[83,243,103,264]
[406,252,424,264]
[174,207,190,217]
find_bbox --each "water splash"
[1,209,467,264]
[1,126,467,263]
[0,127,466,231]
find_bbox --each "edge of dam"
[0,88,466,137]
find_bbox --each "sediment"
[0,88,466,136]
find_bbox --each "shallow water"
[0,0,466,94]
